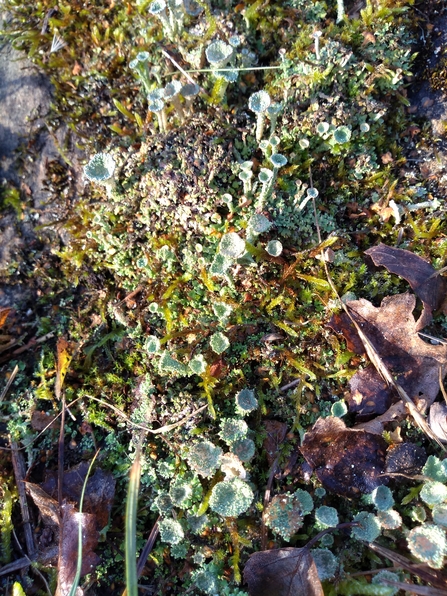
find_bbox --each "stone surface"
[0,11,85,307]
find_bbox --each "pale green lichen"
[158,518,185,544]
[315,505,339,528]
[351,512,381,543]
[210,332,230,354]
[433,504,447,528]
[219,418,248,445]
[420,481,447,506]
[209,478,254,517]
[422,455,447,483]
[311,548,338,581]
[187,441,222,478]
[331,399,347,418]
[371,485,394,512]
[230,438,255,462]
[376,509,402,530]
[235,388,258,415]
[407,524,447,569]
[188,354,207,375]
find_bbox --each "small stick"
[279,378,301,392]
[260,457,280,550]
[0,364,19,403]
[10,440,37,558]
[137,517,160,578]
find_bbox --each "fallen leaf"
[381,152,394,164]
[429,402,447,443]
[26,462,115,585]
[40,461,115,530]
[354,402,406,435]
[244,547,324,596]
[55,502,100,596]
[361,31,376,45]
[300,417,388,497]
[31,410,60,431]
[0,307,11,328]
[72,61,82,75]
[365,244,447,329]
[385,442,427,476]
[329,293,447,419]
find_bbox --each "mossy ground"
[1,0,447,594]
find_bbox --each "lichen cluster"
[2,0,447,593]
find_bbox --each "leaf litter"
[25,461,115,594]
[299,244,447,508]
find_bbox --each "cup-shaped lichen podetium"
[163,79,184,122]
[248,90,271,142]
[148,0,175,39]
[205,40,233,70]
[180,82,200,113]
[83,153,117,197]
[129,51,152,94]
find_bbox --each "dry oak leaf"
[329,293,447,419]
[365,243,447,330]
[244,547,323,596]
[300,417,388,498]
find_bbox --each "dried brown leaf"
[429,402,447,443]
[365,244,447,329]
[26,462,115,579]
[329,293,447,419]
[244,547,324,596]
[31,410,60,431]
[385,442,427,476]
[368,542,447,590]
[55,502,100,596]
[41,461,115,530]
[300,417,388,497]
[0,307,11,329]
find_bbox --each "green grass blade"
[68,450,100,596]
[125,446,141,596]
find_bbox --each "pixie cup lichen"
[205,40,233,69]
[148,97,167,132]
[180,82,200,113]
[248,90,271,142]
[148,0,175,38]
[129,51,152,94]
[83,153,117,196]
[164,79,184,122]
